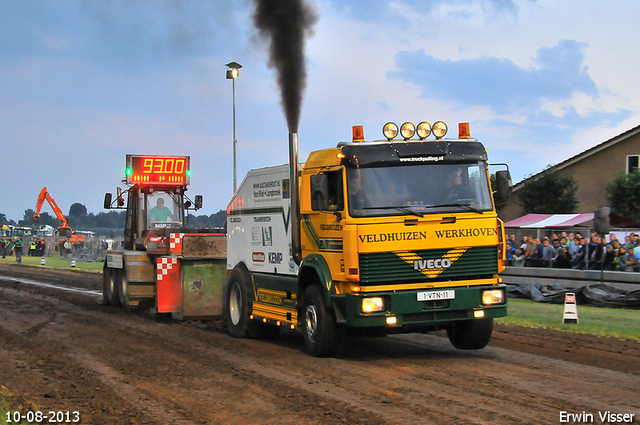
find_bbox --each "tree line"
[4,170,639,232]
[507,168,640,223]
[0,203,227,237]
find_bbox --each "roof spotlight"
[433,121,448,139]
[383,122,399,140]
[416,122,431,139]
[400,122,415,140]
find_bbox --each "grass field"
[0,255,103,273]
[497,298,640,341]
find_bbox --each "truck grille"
[359,246,497,284]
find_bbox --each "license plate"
[417,290,455,302]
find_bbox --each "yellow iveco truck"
[225,121,511,356]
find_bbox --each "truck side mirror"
[495,170,512,200]
[594,207,610,235]
[104,193,112,209]
[310,174,329,211]
[195,195,203,210]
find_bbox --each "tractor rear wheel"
[117,272,130,310]
[103,263,120,307]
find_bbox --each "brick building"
[500,124,640,222]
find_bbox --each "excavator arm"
[34,187,69,228]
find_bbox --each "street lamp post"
[226,61,242,192]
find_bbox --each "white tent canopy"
[504,213,594,228]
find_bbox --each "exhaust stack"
[289,132,302,265]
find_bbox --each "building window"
[627,155,639,173]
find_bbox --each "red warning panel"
[156,257,182,313]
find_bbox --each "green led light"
[126,168,132,176]
[187,170,191,177]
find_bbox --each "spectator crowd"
[506,232,640,272]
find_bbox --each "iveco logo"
[413,258,452,271]
[397,248,467,278]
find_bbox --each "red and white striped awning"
[504,213,594,228]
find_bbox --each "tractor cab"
[145,189,184,229]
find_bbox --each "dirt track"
[1,263,639,425]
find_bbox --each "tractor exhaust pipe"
[289,132,302,265]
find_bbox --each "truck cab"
[300,123,510,339]
[226,122,512,356]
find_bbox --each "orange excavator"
[33,187,85,251]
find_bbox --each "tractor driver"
[149,197,176,222]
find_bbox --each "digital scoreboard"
[125,155,190,185]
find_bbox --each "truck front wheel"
[447,318,493,350]
[302,285,339,357]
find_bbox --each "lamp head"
[225,61,242,79]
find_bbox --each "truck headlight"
[432,121,448,139]
[362,297,384,313]
[482,289,504,305]
[416,121,431,139]
[400,122,415,140]
[383,122,398,140]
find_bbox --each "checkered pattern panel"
[169,233,185,254]
[157,257,178,281]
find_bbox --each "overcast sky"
[1,0,638,223]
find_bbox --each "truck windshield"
[347,162,493,217]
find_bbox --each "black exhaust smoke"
[253,0,317,265]
[252,0,318,133]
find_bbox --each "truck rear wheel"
[446,318,493,350]
[302,285,339,357]
[224,268,256,338]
